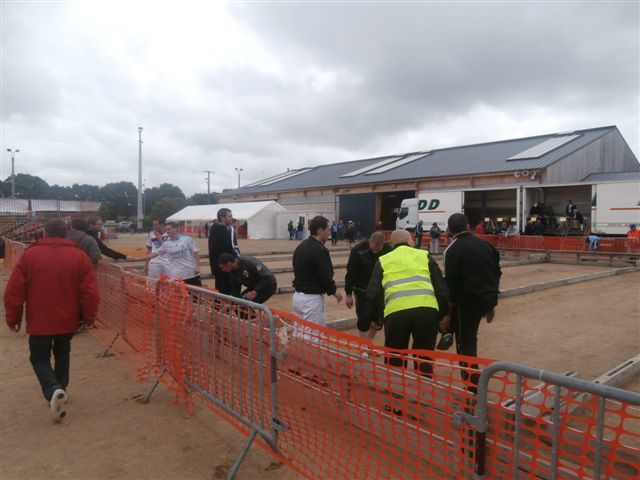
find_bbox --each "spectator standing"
[204,222,209,238]
[208,208,239,294]
[337,220,345,243]
[142,222,201,286]
[292,216,343,340]
[346,221,356,245]
[67,218,101,265]
[574,208,585,230]
[330,220,338,246]
[415,220,424,249]
[474,223,484,235]
[218,253,278,304]
[428,222,441,254]
[86,217,131,261]
[627,224,640,239]
[145,218,169,279]
[345,232,392,342]
[441,213,501,390]
[288,220,295,240]
[4,219,99,422]
[565,200,576,219]
[366,229,449,376]
[296,218,305,240]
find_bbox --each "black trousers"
[29,333,74,402]
[212,269,233,295]
[450,303,491,389]
[384,307,439,376]
[184,275,203,287]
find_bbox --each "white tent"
[167,201,287,239]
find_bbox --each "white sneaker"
[49,389,68,423]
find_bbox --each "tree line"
[0,174,217,226]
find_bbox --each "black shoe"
[436,333,454,350]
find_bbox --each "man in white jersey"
[144,218,169,279]
[139,222,202,286]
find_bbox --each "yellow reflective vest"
[379,245,439,317]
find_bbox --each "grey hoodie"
[66,229,101,265]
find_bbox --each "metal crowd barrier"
[2,239,639,480]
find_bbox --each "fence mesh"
[2,239,639,479]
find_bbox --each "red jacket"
[4,238,99,335]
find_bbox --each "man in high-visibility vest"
[366,229,449,376]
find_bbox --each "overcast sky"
[1,1,638,196]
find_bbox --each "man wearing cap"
[366,229,449,376]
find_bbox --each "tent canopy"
[167,201,287,239]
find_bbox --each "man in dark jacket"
[218,253,277,304]
[67,218,101,265]
[345,232,392,342]
[208,208,240,294]
[292,216,343,341]
[86,217,131,261]
[441,213,501,389]
[4,218,99,422]
[367,229,449,376]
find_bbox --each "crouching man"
[4,219,99,422]
[217,253,278,304]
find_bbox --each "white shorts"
[148,261,167,279]
[292,292,325,342]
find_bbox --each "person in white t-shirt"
[138,222,202,286]
[145,218,169,279]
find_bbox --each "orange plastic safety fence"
[483,371,640,479]
[4,239,639,479]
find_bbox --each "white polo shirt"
[156,235,199,280]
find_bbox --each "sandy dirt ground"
[1,236,638,479]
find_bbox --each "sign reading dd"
[418,199,440,211]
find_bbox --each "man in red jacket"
[4,218,99,422]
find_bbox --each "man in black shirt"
[86,217,131,261]
[218,253,277,304]
[208,208,239,295]
[292,216,343,340]
[345,232,392,342]
[441,213,501,389]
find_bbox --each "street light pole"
[235,167,243,189]
[137,127,143,231]
[203,170,214,195]
[6,148,19,198]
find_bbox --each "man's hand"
[243,290,257,301]
[485,308,496,323]
[345,295,354,309]
[334,291,343,303]
[10,323,21,333]
[439,315,450,333]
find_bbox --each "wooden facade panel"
[545,130,640,184]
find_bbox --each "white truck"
[590,180,640,235]
[396,191,463,231]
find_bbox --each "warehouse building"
[218,126,639,236]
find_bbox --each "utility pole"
[203,170,214,195]
[137,127,143,231]
[235,167,243,189]
[6,148,19,198]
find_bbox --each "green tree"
[144,183,185,213]
[0,174,50,198]
[49,184,74,199]
[149,196,188,221]
[188,193,217,205]
[100,181,138,219]
[71,183,102,201]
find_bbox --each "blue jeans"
[29,333,73,401]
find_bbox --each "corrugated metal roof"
[581,171,640,182]
[231,126,623,195]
